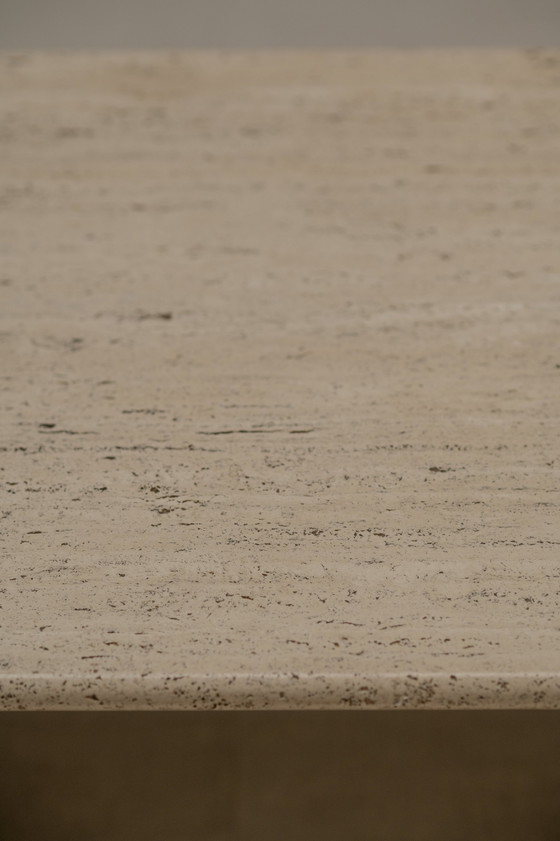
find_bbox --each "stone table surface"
[1,51,559,710]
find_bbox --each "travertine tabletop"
[1,51,559,710]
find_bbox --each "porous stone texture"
[1,51,559,710]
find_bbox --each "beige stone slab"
[1,51,559,710]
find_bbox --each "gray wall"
[1,0,560,48]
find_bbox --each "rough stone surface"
[1,51,559,710]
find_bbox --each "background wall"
[1,0,560,49]
[2,711,560,841]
